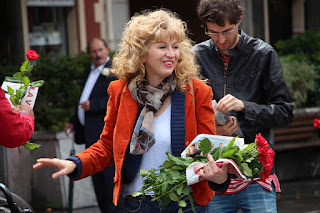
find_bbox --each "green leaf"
[222,149,236,158]
[227,136,237,149]
[178,208,183,213]
[182,184,190,195]
[200,138,212,153]
[16,90,21,99]
[161,195,171,206]
[171,165,183,170]
[239,162,253,177]
[23,142,41,150]
[132,191,143,197]
[210,147,220,160]
[23,76,30,87]
[168,192,179,201]
[30,80,45,88]
[170,170,181,179]
[26,65,33,73]
[10,95,19,106]
[178,200,187,208]
[13,72,22,78]
[7,86,14,94]
[176,184,184,195]
[20,86,27,99]
[20,60,29,72]
[161,182,169,193]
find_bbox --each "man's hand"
[79,100,90,111]
[216,94,244,113]
[12,103,35,119]
[216,116,239,136]
[64,123,74,136]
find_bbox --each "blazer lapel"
[118,86,139,137]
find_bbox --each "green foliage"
[275,28,320,62]
[275,28,320,108]
[132,152,196,212]
[29,52,91,130]
[279,54,319,108]
[132,137,264,212]
[208,138,262,178]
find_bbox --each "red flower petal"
[26,49,39,61]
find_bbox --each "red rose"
[259,148,274,179]
[258,146,269,155]
[255,133,269,147]
[313,119,320,128]
[26,49,39,61]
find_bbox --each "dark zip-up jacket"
[193,30,294,150]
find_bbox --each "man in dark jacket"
[193,0,294,212]
[64,37,118,213]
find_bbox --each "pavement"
[36,198,320,213]
[35,179,320,213]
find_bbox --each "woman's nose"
[166,48,175,57]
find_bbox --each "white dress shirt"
[78,58,110,125]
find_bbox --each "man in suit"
[64,37,118,213]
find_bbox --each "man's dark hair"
[86,37,109,54]
[196,0,243,27]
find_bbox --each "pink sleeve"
[0,88,35,148]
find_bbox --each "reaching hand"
[198,154,228,184]
[33,158,77,179]
[215,94,244,113]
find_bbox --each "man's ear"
[238,13,243,25]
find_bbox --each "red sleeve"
[0,87,35,148]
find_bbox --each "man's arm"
[237,50,294,128]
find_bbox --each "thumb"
[220,160,229,172]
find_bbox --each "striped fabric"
[225,174,281,194]
[219,52,229,72]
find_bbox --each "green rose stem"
[6,49,44,151]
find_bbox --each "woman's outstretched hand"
[33,158,77,179]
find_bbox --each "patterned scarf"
[128,76,175,154]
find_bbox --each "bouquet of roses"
[132,134,274,213]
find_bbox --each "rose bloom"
[26,49,39,60]
[259,148,274,179]
[255,133,269,147]
[258,145,269,155]
[314,118,320,128]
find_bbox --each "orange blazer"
[75,79,217,206]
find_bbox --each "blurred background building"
[0,0,320,60]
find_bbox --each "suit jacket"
[71,59,117,146]
[75,79,217,206]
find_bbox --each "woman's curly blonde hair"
[111,9,200,92]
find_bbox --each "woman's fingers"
[33,158,76,179]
